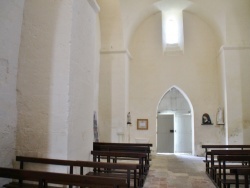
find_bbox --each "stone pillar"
[16,0,100,162]
[97,0,130,142]
[220,46,250,144]
[99,50,130,142]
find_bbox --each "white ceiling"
[118,0,229,46]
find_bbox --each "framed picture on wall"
[137,119,148,130]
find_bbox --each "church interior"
[0,0,250,187]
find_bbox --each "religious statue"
[93,111,99,142]
[127,112,131,125]
[202,113,212,125]
[216,107,224,125]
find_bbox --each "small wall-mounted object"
[216,107,225,125]
[201,113,213,125]
[93,111,99,142]
[137,119,148,130]
[127,112,131,125]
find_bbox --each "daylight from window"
[165,16,179,44]
[162,11,184,52]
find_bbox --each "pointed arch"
[156,85,194,155]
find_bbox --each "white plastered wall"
[16,0,100,172]
[241,49,250,143]
[98,0,130,143]
[99,52,130,142]
[0,0,25,186]
[16,0,72,163]
[220,47,250,144]
[217,0,250,144]
[68,0,100,161]
[129,11,223,155]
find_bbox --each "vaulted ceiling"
[118,0,226,47]
[97,0,250,50]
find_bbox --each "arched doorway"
[157,86,194,154]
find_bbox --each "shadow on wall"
[16,1,64,161]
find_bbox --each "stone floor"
[143,153,216,188]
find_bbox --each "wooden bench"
[15,156,140,188]
[93,142,152,172]
[209,150,250,183]
[231,168,250,188]
[75,161,141,188]
[93,142,152,156]
[201,145,250,174]
[91,150,147,187]
[93,142,152,151]
[217,155,250,188]
[0,167,127,188]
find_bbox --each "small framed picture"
[137,119,148,130]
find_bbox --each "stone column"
[99,50,130,142]
[220,46,250,144]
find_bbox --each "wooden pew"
[75,161,141,188]
[15,156,139,188]
[91,150,147,187]
[231,168,250,188]
[201,145,250,174]
[0,167,127,188]
[93,142,152,155]
[217,155,250,188]
[209,150,250,183]
[93,142,152,150]
[93,142,152,173]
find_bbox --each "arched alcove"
[157,86,194,154]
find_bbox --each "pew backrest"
[0,167,127,188]
[211,150,250,166]
[91,150,147,177]
[91,150,147,161]
[231,168,250,188]
[217,155,250,188]
[93,142,152,164]
[94,142,153,148]
[16,155,138,188]
[201,145,250,174]
[16,156,75,173]
[202,145,250,159]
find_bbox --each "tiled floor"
[143,153,215,188]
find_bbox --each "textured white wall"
[221,47,250,144]
[16,0,72,161]
[67,0,100,161]
[97,0,124,51]
[0,0,25,186]
[241,49,250,143]
[98,0,130,143]
[129,12,222,155]
[226,0,250,46]
[16,0,100,167]
[99,52,130,142]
